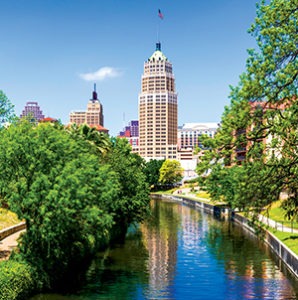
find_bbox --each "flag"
[158,9,164,20]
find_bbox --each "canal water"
[31,199,298,299]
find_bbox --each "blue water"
[31,200,298,299]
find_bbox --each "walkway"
[258,214,298,233]
[0,230,25,260]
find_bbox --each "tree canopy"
[143,159,165,188]
[0,90,15,125]
[0,121,150,289]
[197,0,298,219]
[159,160,184,186]
[105,138,150,234]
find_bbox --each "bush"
[0,259,39,300]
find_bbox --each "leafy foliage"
[0,121,119,286]
[158,160,184,186]
[197,0,298,220]
[143,159,165,188]
[0,90,15,126]
[105,138,150,235]
[66,123,111,157]
[0,259,38,300]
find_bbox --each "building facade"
[178,123,218,150]
[20,101,45,122]
[69,85,108,133]
[138,42,178,160]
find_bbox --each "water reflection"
[206,220,298,299]
[141,200,180,298]
[31,199,298,300]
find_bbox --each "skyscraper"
[138,42,178,160]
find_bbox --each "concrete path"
[0,230,25,260]
[258,214,298,233]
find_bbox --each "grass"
[268,228,298,255]
[195,191,211,199]
[0,209,21,231]
[263,200,298,230]
[152,188,177,195]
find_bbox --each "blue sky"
[1,0,259,136]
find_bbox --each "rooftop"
[148,42,167,62]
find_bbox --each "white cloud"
[79,67,122,81]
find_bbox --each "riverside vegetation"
[0,114,151,299]
[1,0,298,298]
[196,0,298,225]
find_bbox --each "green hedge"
[0,259,37,300]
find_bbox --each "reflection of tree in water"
[206,220,269,276]
[76,228,149,300]
[140,200,181,299]
[205,219,298,299]
[73,200,182,300]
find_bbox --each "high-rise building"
[69,85,108,133]
[20,101,45,122]
[138,42,178,160]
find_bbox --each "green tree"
[66,123,111,157]
[159,160,184,186]
[143,159,165,188]
[105,138,150,239]
[0,90,15,125]
[197,0,298,219]
[0,121,119,287]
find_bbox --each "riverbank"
[152,192,298,280]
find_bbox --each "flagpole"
[157,20,160,43]
[157,9,164,44]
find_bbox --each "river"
[31,199,298,299]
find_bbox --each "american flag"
[158,9,164,20]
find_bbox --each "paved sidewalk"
[0,230,25,260]
[258,214,298,233]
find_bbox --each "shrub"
[0,259,38,300]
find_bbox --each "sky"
[1,0,260,136]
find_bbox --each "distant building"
[69,85,108,133]
[20,101,45,122]
[118,120,139,152]
[138,42,178,160]
[177,123,218,181]
[178,123,218,150]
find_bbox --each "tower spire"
[156,42,161,51]
[92,83,98,100]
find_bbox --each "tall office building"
[138,42,178,160]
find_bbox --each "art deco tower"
[138,42,178,160]
[69,84,105,129]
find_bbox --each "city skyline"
[1,0,258,136]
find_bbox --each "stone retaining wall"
[0,222,26,241]
[152,193,298,279]
[151,194,229,218]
